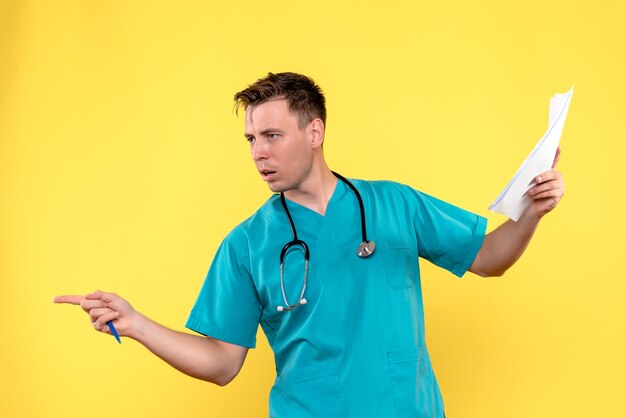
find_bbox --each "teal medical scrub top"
[186,179,487,418]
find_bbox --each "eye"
[245,136,255,143]
[267,133,278,139]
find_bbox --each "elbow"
[200,360,243,387]
[197,337,247,387]
[469,253,509,277]
[212,369,239,387]
[212,377,231,387]
[470,263,507,278]
[199,372,235,387]
[473,266,507,278]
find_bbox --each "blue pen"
[107,321,121,344]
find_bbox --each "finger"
[535,197,560,214]
[93,312,120,333]
[85,291,103,300]
[53,295,84,305]
[552,147,561,169]
[530,188,564,201]
[534,169,561,185]
[89,308,114,323]
[529,180,565,198]
[80,299,108,311]
[86,290,118,304]
[529,178,558,195]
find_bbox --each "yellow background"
[2,1,625,417]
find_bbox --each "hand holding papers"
[489,87,573,221]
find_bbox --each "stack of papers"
[489,87,574,221]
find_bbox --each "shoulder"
[350,178,425,201]
[350,178,462,215]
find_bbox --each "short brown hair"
[233,72,326,128]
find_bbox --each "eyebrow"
[260,128,284,135]
[244,128,285,138]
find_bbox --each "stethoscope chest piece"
[357,240,376,258]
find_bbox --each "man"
[55,72,565,417]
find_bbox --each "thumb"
[552,147,561,169]
[86,290,118,304]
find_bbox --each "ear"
[309,118,325,149]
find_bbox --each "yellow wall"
[2,1,625,417]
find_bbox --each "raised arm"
[469,149,565,277]
[53,291,248,386]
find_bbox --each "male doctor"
[55,72,565,417]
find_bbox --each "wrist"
[520,205,542,224]
[127,310,149,342]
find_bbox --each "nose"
[251,139,268,161]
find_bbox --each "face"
[245,99,321,193]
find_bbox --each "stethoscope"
[277,171,376,312]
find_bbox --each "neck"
[283,162,337,216]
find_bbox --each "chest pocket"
[374,246,416,290]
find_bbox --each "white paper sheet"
[488,87,573,221]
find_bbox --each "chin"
[266,181,292,194]
[266,182,283,193]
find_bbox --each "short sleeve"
[186,229,262,348]
[411,190,487,277]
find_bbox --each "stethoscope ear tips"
[300,298,307,305]
[277,306,284,312]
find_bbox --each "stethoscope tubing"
[331,171,368,244]
[277,172,374,312]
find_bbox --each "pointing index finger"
[53,295,84,305]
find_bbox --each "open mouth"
[260,169,276,179]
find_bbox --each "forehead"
[245,98,299,132]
